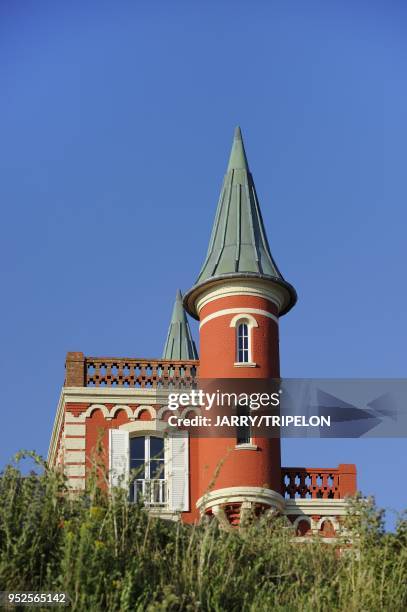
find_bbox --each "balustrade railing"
[131,478,167,506]
[282,467,340,499]
[283,464,357,499]
[64,352,198,388]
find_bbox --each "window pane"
[150,459,165,479]
[130,437,145,460]
[236,404,251,444]
[237,323,249,363]
[150,436,164,459]
[130,459,145,479]
[130,437,145,478]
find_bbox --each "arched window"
[237,322,249,363]
[129,435,166,506]
[230,314,258,366]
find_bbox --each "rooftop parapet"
[64,352,199,388]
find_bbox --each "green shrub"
[0,452,406,611]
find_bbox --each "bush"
[0,453,406,611]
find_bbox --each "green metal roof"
[162,290,198,360]
[184,127,297,318]
[196,127,286,281]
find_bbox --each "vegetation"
[0,452,406,611]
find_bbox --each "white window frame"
[129,434,166,480]
[129,433,167,507]
[229,313,258,367]
[115,422,189,512]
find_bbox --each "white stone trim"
[284,498,350,517]
[65,424,86,436]
[229,313,259,328]
[316,516,340,532]
[65,413,86,423]
[65,450,86,463]
[85,404,110,418]
[289,515,340,536]
[48,387,176,468]
[65,464,86,477]
[197,486,285,514]
[134,405,156,420]
[109,404,135,420]
[233,362,257,368]
[195,279,285,315]
[65,438,86,450]
[48,389,64,465]
[200,307,277,329]
[72,403,158,421]
[292,515,312,532]
[234,443,258,451]
[118,420,168,434]
[67,477,85,489]
[157,405,174,420]
[62,386,169,404]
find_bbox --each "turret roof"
[184,127,296,318]
[162,290,198,360]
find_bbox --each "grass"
[0,451,406,611]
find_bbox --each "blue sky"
[0,1,406,527]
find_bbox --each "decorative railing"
[282,465,357,500]
[64,352,198,388]
[131,479,167,506]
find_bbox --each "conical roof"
[162,290,198,360]
[184,127,296,318]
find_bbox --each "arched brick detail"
[85,404,110,419]
[295,518,312,537]
[134,405,156,420]
[319,518,336,537]
[109,404,134,419]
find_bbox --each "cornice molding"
[195,279,284,316]
[284,498,350,516]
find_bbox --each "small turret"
[183,127,294,525]
[162,290,198,360]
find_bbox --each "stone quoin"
[48,127,357,535]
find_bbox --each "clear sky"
[1,1,406,528]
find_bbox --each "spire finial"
[227,125,249,171]
[234,125,242,139]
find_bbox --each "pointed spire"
[196,126,286,283]
[184,127,297,318]
[162,290,198,360]
[227,126,249,171]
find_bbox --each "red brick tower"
[184,127,297,525]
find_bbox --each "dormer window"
[230,314,258,367]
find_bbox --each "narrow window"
[236,402,251,445]
[237,322,249,363]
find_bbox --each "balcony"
[130,478,167,507]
